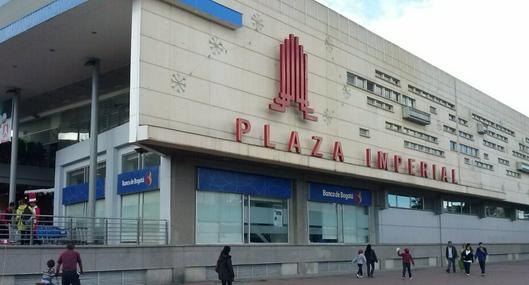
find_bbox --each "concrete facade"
[131,0,529,205]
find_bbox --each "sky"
[315,0,529,118]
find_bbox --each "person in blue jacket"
[475,242,488,276]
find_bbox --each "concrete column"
[7,88,20,204]
[160,154,172,243]
[86,58,100,243]
[171,157,195,245]
[293,177,308,245]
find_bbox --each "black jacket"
[445,246,458,259]
[461,249,474,263]
[365,248,378,263]
[216,253,234,281]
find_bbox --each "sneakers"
[466,273,470,276]
[410,277,413,280]
[356,274,359,278]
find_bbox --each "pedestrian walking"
[56,243,84,285]
[397,247,415,280]
[461,243,474,276]
[445,241,458,273]
[364,244,378,278]
[215,246,234,285]
[475,242,488,276]
[353,249,367,278]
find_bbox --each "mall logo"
[269,34,317,122]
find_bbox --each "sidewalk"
[186,261,529,285]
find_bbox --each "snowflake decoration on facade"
[325,35,334,53]
[209,36,227,56]
[343,84,353,100]
[170,73,186,93]
[323,108,335,125]
[251,13,264,32]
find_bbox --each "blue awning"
[197,168,292,199]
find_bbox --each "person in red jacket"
[397,248,415,280]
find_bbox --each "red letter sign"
[264,124,275,149]
[332,141,344,162]
[377,151,388,170]
[288,131,301,153]
[269,34,317,121]
[420,161,428,178]
[393,155,402,173]
[236,118,251,142]
[365,148,372,167]
[311,136,323,158]
[407,159,416,176]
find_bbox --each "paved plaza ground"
[187,261,529,285]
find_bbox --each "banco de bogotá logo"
[269,34,317,122]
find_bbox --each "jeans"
[221,282,232,285]
[446,258,456,272]
[61,271,80,285]
[402,263,412,278]
[478,260,486,274]
[357,264,363,276]
[463,261,471,274]
[367,262,375,277]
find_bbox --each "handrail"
[0,213,168,246]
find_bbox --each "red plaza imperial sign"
[234,34,457,184]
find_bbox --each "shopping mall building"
[1,0,529,284]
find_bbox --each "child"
[353,249,367,278]
[40,259,57,285]
[397,247,415,280]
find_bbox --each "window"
[449,114,456,122]
[196,191,243,244]
[485,206,507,218]
[464,157,471,164]
[443,200,477,215]
[64,162,106,220]
[388,194,428,210]
[120,151,161,242]
[506,170,521,178]
[367,97,394,112]
[459,130,473,141]
[430,106,437,114]
[349,72,415,107]
[359,128,370,138]
[308,202,368,243]
[451,141,479,157]
[483,140,505,152]
[498,158,510,166]
[519,144,529,155]
[513,151,529,161]
[472,113,515,136]
[443,125,457,135]
[195,169,291,244]
[408,85,455,110]
[526,138,529,144]
[483,153,489,160]
[386,121,438,143]
[375,70,400,86]
[404,141,444,157]
[458,118,468,126]
[474,160,494,171]
[485,130,508,143]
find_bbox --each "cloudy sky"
[315,0,529,118]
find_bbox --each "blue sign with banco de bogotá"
[117,166,159,195]
[308,182,372,206]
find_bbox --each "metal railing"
[0,214,168,246]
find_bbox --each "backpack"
[22,206,33,225]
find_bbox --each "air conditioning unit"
[517,161,529,174]
[477,123,487,134]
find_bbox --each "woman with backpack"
[215,246,234,285]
